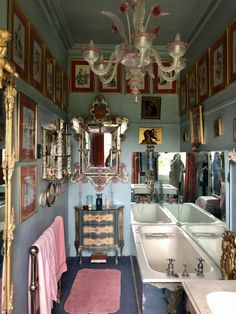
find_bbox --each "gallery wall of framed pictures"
[8,0,68,112]
[179,17,236,116]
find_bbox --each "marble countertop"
[183,279,236,314]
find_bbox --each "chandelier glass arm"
[149,47,178,72]
[158,69,179,82]
[89,51,116,76]
[98,62,118,84]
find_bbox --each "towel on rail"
[28,215,67,314]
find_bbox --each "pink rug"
[64,269,121,314]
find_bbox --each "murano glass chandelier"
[82,0,188,102]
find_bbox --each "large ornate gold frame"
[0,28,18,314]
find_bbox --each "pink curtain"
[184,152,197,202]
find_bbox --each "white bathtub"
[163,202,221,224]
[132,224,221,283]
[131,203,174,224]
[182,224,227,267]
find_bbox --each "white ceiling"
[45,0,220,50]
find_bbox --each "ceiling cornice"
[183,0,223,45]
[38,0,73,52]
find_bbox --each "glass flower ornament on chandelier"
[82,0,188,102]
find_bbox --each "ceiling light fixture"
[82,0,188,102]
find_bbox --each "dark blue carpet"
[52,256,139,314]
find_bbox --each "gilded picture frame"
[189,105,203,146]
[187,65,197,109]
[18,93,37,161]
[233,118,236,141]
[197,51,209,103]
[209,31,227,95]
[8,0,30,82]
[153,62,177,94]
[139,127,162,145]
[141,96,161,120]
[71,60,94,92]
[19,165,37,222]
[44,47,55,101]
[228,18,236,84]
[214,118,222,137]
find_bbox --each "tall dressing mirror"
[131,150,229,225]
[71,94,129,191]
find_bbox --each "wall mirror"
[131,150,229,225]
[71,94,129,190]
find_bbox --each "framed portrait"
[19,165,37,222]
[44,48,55,101]
[139,128,162,145]
[29,25,45,93]
[189,105,203,146]
[233,118,236,141]
[209,31,227,95]
[18,93,37,161]
[62,73,69,112]
[71,60,94,92]
[141,96,161,119]
[55,63,63,108]
[98,64,122,93]
[179,78,187,115]
[228,18,236,84]
[197,51,209,103]
[8,0,29,81]
[126,74,149,94]
[153,62,176,94]
[214,118,222,137]
[187,65,197,109]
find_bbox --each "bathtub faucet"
[166,258,179,277]
[181,262,189,277]
[195,258,205,276]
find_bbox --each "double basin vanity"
[130,201,233,313]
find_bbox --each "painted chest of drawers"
[74,205,124,263]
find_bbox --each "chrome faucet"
[166,258,179,277]
[195,258,205,276]
[181,262,189,277]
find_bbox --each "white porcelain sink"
[207,291,236,313]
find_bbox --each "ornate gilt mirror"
[71,94,129,191]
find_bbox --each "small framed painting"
[71,60,94,92]
[98,64,122,93]
[44,48,55,101]
[139,127,162,145]
[18,93,37,161]
[8,0,29,81]
[62,73,69,112]
[233,118,236,141]
[187,65,197,109]
[141,96,161,119]
[214,118,222,137]
[19,165,37,222]
[197,51,209,103]
[126,74,149,94]
[228,18,236,84]
[189,105,203,146]
[209,31,227,95]
[179,78,187,115]
[153,62,176,94]
[55,63,63,108]
[29,25,45,93]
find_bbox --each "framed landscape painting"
[197,51,209,103]
[98,64,122,93]
[153,62,176,94]
[187,65,197,109]
[179,78,187,115]
[18,93,37,161]
[228,18,236,84]
[71,60,94,92]
[29,25,45,93]
[44,48,55,101]
[209,31,227,95]
[8,0,29,81]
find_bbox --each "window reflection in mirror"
[131,151,228,223]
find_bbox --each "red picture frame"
[18,93,37,161]
[187,65,197,109]
[228,18,236,84]
[179,78,187,116]
[20,165,37,222]
[44,47,55,101]
[29,25,45,93]
[209,31,227,96]
[153,62,176,94]
[197,51,209,103]
[126,74,149,94]
[98,64,122,93]
[8,0,29,82]
[71,60,94,92]
[55,63,63,108]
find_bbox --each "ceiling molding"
[38,0,73,52]
[183,0,223,45]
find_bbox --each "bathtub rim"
[131,223,221,284]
